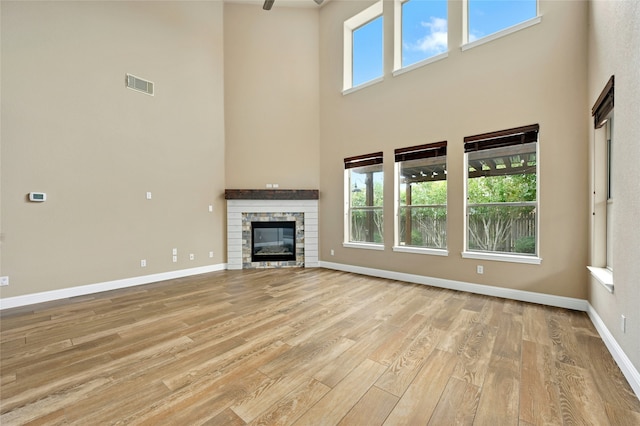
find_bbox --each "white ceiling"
[224,0,329,9]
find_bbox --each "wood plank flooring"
[1,268,639,425]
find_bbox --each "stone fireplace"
[225,190,319,270]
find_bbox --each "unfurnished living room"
[1,0,639,424]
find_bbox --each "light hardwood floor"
[1,268,639,425]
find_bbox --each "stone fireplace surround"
[225,190,319,270]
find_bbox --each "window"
[394,0,448,72]
[344,152,384,247]
[589,76,614,291]
[464,0,539,47]
[605,117,614,270]
[344,2,383,92]
[463,124,540,263]
[394,142,447,253]
[353,16,383,87]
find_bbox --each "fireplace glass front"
[251,221,296,262]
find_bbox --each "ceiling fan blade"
[263,0,321,11]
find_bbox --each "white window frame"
[588,118,614,292]
[462,126,542,265]
[393,0,449,76]
[605,118,614,271]
[344,153,385,250]
[393,142,448,256]
[588,76,614,293]
[343,1,384,94]
[462,0,541,51]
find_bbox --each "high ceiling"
[224,0,329,9]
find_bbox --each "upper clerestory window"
[394,0,448,73]
[344,1,384,93]
[464,0,540,49]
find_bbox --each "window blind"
[464,124,539,153]
[592,75,614,129]
[394,141,447,162]
[344,152,383,169]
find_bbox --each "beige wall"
[0,1,226,297]
[224,3,320,189]
[588,0,640,371]
[318,0,590,298]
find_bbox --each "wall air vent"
[125,73,154,96]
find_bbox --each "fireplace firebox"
[251,221,296,262]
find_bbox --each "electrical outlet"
[266,184,273,188]
[146,192,152,200]
[189,254,195,261]
[209,251,214,258]
[172,248,177,255]
[621,315,627,333]
[172,255,177,263]
[141,259,147,267]
[331,249,335,256]
[273,183,279,188]
[477,265,484,274]
[208,205,213,213]
[0,276,9,286]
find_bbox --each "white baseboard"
[319,261,588,311]
[0,264,227,310]
[320,261,639,400]
[587,304,640,399]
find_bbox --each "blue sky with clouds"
[353,0,537,86]
[469,0,537,42]
[402,0,448,67]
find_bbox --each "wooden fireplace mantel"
[224,189,319,200]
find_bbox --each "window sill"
[462,251,542,265]
[343,242,385,251]
[461,16,542,52]
[342,76,384,96]
[393,246,448,256]
[392,52,449,77]
[587,266,614,293]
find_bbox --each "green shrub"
[515,236,536,254]
[411,230,422,245]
